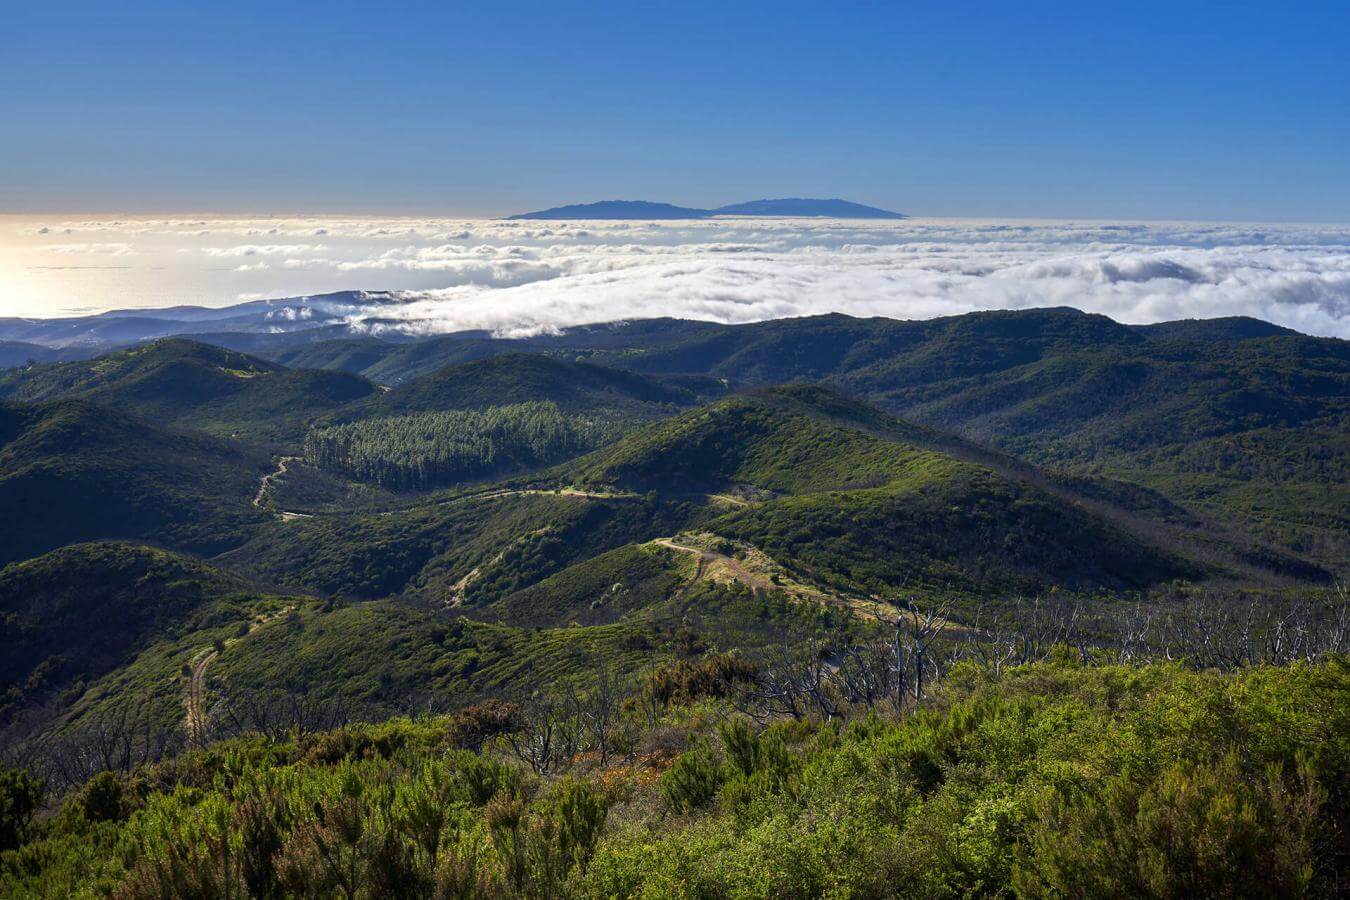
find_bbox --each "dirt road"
[180,607,292,747]
[253,456,306,512]
[183,647,217,747]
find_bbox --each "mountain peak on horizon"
[507,200,710,220]
[712,198,905,218]
[507,197,906,220]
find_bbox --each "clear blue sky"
[3,1,1348,220]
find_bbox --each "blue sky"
[3,1,1348,220]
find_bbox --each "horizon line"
[6,210,1350,227]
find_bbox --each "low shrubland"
[2,655,1345,898]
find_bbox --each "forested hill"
[0,338,377,447]
[0,400,270,565]
[0,542,255,723]
[373,353,722,418]
[510,309,1347,569]
[560,386,1247,592]
[0,310,1342,569]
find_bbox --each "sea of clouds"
[9,216,1350,338]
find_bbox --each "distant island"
[508,197,906,220]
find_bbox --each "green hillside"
[523,310,1346,570]
[568,385,997,495]
[565,388,1200,595]
[209,601,663,715]
[229,383,1319,607]
[872,334,1348,459]
[0,339,378,447]
[217,488,705,601]
[40,597,665,754]
[484,543,693,627]
[560,310,1344,464]
[375,352,717,418]
[0,543,257,723]
[188,309,1347,568]
[0,543,692,761]
[0,400,269,565]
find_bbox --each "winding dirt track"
[181,608,292,746]
[253,458,749,523]
[253,456,306,513]
[183,647,217,747]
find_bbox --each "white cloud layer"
[7,216,1350,338]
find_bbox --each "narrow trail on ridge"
[253,456,312,519]
[253,455,755,524]
[183,647,217,747]
[181,607,294,747]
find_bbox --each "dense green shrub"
[718,717,761,778]
[661,741,725,813]
[75,771,130,824]
[0,767,43,851]
[1016,752,1323,898]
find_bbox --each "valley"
[0,308,1345,897]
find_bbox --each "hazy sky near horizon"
[5,215,1349,339]
[3,2,1349,221]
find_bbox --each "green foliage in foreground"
[3,658,1345,898]
[305,402,627,491]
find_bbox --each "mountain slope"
[552,309,1344,469]
[712,198,905,217]
[564,388,1203,595]
[540,310,1346,570]
[0,338,378,447]
[183,309,1346,569]
[0,400,270,565]
[508,200,710,220]
[244,380,1313,605]
[372,352,720,418]
[217,486,704,601]
[0,542,258,724]
[0,542,678,756]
